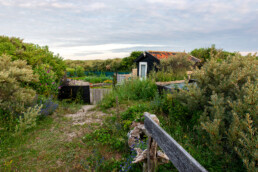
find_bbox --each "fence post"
[144,112,207,172]
[147,115,160,172]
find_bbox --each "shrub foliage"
[0,36,66,96]
[173,53,257,171]
[150,53,193,81]
[0,55,38,114]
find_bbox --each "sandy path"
[65,105,107,126]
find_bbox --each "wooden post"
[144,112,207,172]
[146,114,160,172]
[147,137,158,172]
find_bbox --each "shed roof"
[148,51,201,62]
[148,51,179,60]
[134,51,201,63]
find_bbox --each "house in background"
[134,51,201,79]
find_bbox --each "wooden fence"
[90,88,111,105]
[144,112,207,172]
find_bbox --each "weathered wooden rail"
[144,112,207,172]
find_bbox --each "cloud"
[50,43,165,60]
[0,0,257,59]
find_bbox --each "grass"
[1,77,248,171]
[100,79,157,109]
[68,75,113,84]
[0,101,124,171]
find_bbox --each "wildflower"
[52,82,55,84]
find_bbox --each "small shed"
[134,51,201,78]
[58,79,90,104]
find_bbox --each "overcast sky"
[0,0,257,60]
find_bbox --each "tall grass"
[100,79,157,109]
[149,68,186,82]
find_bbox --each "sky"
[0,0,257,60]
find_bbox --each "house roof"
[148,51,201,62]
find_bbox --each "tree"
[119,51,142,71]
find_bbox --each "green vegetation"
[0,36,67,170]
[1,35,256,171]
[190,44,236,64]
[0,36,65,139]
[0,55,38,115]
[0,36,66,80]
[90,52,257,171]
[100,79,157,109]
[84,75,112,84]
[172,53,257,171]
[0,36,66,97]
[150,53,193,81]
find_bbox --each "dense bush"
[150,53,193,81]
[0,36,66,96]
[149,68,186,82]
[100,79,157,109]
[67,67,76,77]
[76,66,85,77]
[172,53,257,171]
[190,44,236,64]
[33,65,59,96]
[0,55,38,114]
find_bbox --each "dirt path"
[64,105,108,141]
[66,105,107,126]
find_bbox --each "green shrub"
[150,53,193,82]
[121,103,150,121]
[33,65,59,96]
[190,44,236,64]
[67,67,76,77]
[15,105,42,136]
[172,53,257,171]
[149,68,186,82]
[160,53,194,73]
[76,66,85,77]
[0,55,38,114]
[0,36,66,82]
